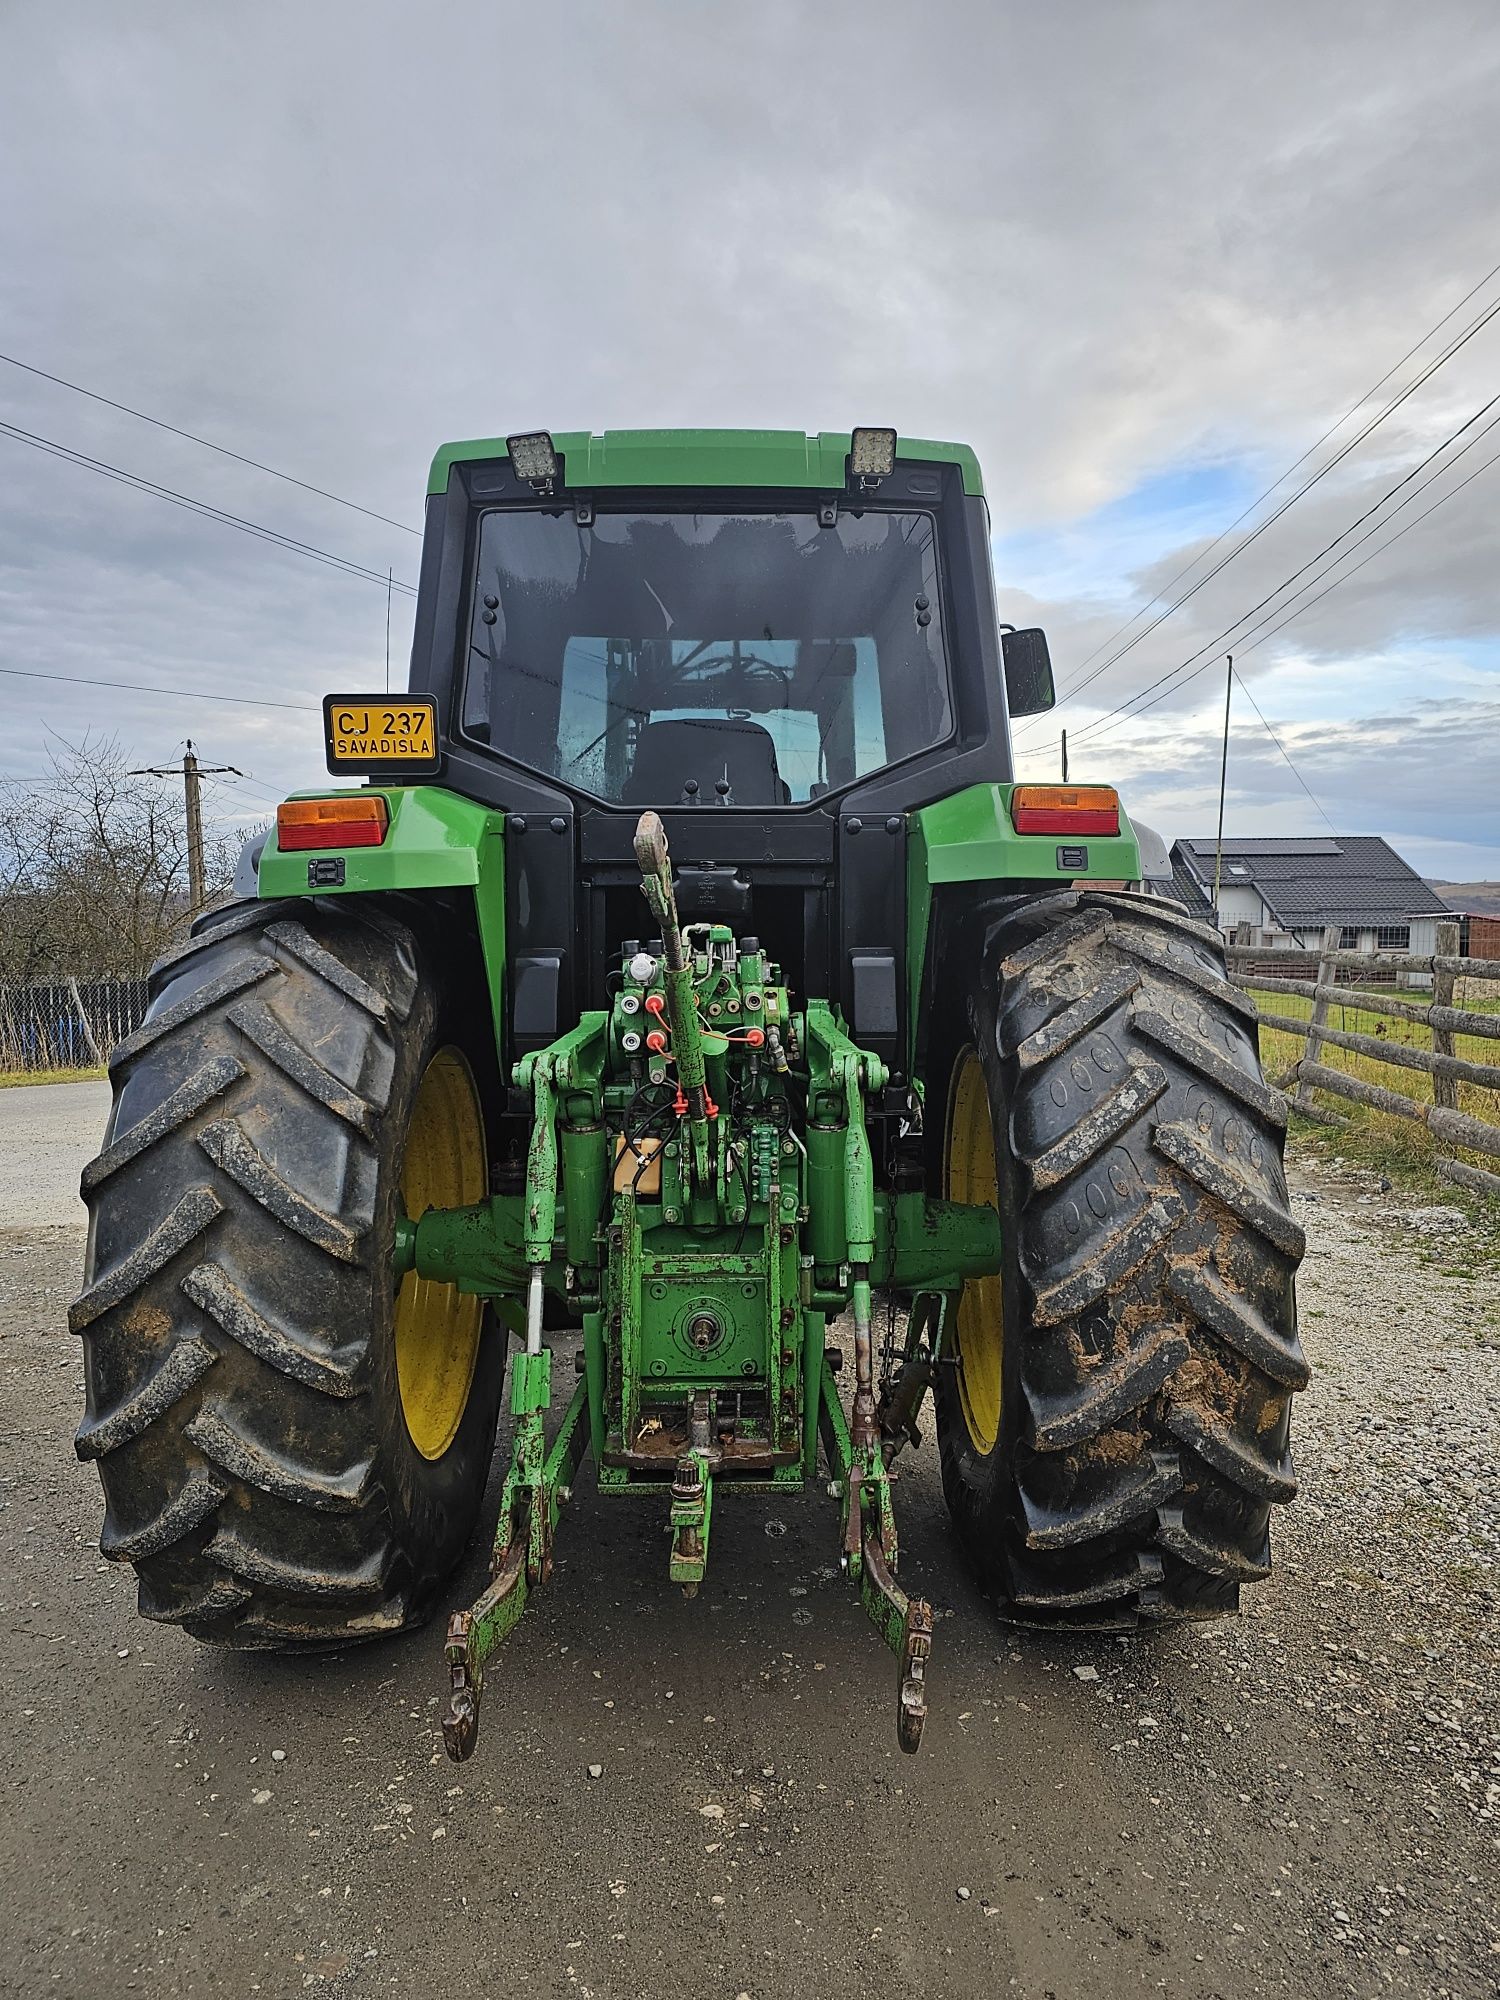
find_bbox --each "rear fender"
[255,784,506,1055]
[905,782,1142,1068]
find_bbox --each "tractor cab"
[410,428,1045,1062]
[459,502,954,808]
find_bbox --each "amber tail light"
[1010,785,1120,837]
[276,795,389,851]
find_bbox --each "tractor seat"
[623,716,790,806]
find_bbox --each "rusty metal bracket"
[442,1533,529,1761]
[818,1352,933,1753]
[441,1372,591,1762]
[863,1531,933,1755]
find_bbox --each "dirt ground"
[1,1081,1496,2000]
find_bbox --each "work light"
[849,426,897,486]
[506,431,559,491]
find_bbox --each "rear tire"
[71,898,506,1648]
[932,889,1307,1627]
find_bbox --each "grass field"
[0,1066,106,1089]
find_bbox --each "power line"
[1093,416,1500,745]
[0,419,419,596]
[205,762,288,798]
[1048,255,1500,695]
[1072,399,1500,741]
[1,758,286,809]
[1232,428,1500,665]
[1229,667,1342,839]
[1020,282,1500,729]
[1040,283,1500,713]
[1212,656,1233,913]
[1024,658,1343,838]
[0,662,320,714]
[200,788,283,830]
[1063,392,1500,751]
[202,772,289,813]
[1186,399,1500,668]
[0,349,420,536]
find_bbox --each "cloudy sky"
[3,1,1499,876]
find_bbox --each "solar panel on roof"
[1185,839,1343,857]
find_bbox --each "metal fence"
[1229,918,1500,1200]
[0,976,149,1074]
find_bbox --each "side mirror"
[1001,627,1056,717]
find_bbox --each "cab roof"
[427,428,984,498]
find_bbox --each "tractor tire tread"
[227,997,386,1134]
[147,899,296,988]
[81,1055,247,1193]
[182,1261,366,1396]
[72,897,501,1650]
[185,1406,376,1512]
[195,1115,365,1260]
[74,1333,218,1459]
[937,889,1305,1628]
[264,919,410,1022]
[100,1467,226,1564]
[108,960,277,1071]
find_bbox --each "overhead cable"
[0,419,418,595]
[0,348,420,535]
[1019,283,1500,729]
[1047,256,1500,696]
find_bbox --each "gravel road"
[0,1080,110,1231]
[1,1083,1496,1999]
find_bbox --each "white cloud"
[1,0,1498,872]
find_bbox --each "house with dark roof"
[1168,836,1452,983]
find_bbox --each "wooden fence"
[1227,918,1500,1200]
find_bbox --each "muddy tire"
[933,889,1307,1627]
[70,898,506,1648]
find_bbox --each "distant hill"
[1427,880,1500,916]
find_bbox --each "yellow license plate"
[323,694,440,773]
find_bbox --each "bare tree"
[0,735,245,982]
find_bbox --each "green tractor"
[72,427,1306,1755]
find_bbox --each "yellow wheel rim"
[945,1048,1004,1455]
[395,1047,486,1460]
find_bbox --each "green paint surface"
[258,783,501,891]
[905,783,1144,1054]
[257,783,507,1043]
[913,782,1142,884]
[428,429,984,497]
[877,1193,1003,1293]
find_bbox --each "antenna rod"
[1211,654,1233,928]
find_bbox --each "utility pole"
[1211,655,1233,930]
[1061,729,1068,782]
[131,740,241,918]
